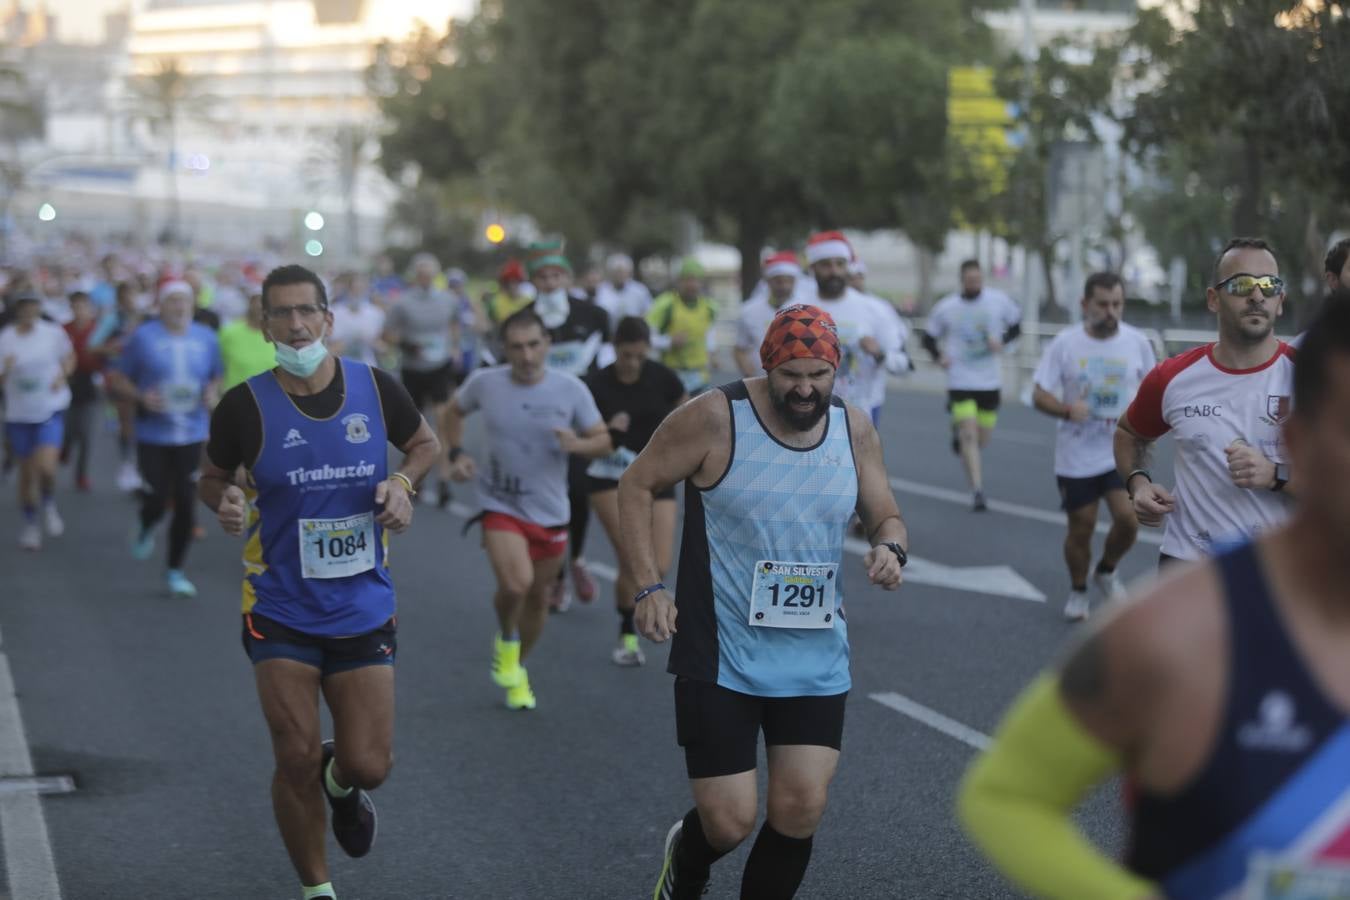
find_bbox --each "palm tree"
[126,58,214,246]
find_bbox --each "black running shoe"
[437,481,452,510]
[972,490,988,512]
[320,739,378,858]
[653,820,710,900]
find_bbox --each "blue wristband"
[632,583,667,605]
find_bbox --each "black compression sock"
[1095,562,1116,575]
[620,609,636,636]
[675,808,729,882]
[740,823,813,900]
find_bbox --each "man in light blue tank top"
[620,304,910,900]
[198,266,440,900]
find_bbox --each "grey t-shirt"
[456,365,604,526]
[387,286,456,371]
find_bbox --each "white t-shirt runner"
[735,295,787,360]
[0,321,73,424]
[927,288,1022,391]
[331,300,387,367]
[811,288,897,408]
[1123,342,1296,561]
[1033,323,1157,478]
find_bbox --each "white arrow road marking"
[888,475,1163,546]
[0,776,74,797]
[453,502,1044,602]
[869,692,992,751]
[844,537,1045,602]
[0,627,63,899]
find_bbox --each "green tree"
[1120,1,1350,319]
[373,0,1007,291]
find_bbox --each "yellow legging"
[957,674,1158,900]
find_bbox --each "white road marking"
[843,537,1045,602]
[0,776,75,797]
[452,502,1044,602]
[869,692,992,751]
[587,560,618,582]
[0,629,62,899]
[887,475,1164,546]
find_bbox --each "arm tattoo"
[1061,632,1109,705]
[1129,436,1154,471]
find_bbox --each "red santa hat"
[805,231,853,266]
[762,250,801,280]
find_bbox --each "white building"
[7,0,470,255]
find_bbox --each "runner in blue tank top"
[621,304,910,900]
[958,297,1350,900]
[197,265,440,900]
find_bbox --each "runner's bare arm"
[1114,417,1175,526]
[556,421,612,458]
[394,417,440,488]
[198,459,238,512]
[1034,385,1089,422]
[619,392,724,579]
[441,391,469,451]
[1113,416,1154,487]
[848,405,905,590]
[442,391,478,480]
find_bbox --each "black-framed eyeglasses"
[263,303,327,321]
[1212,273,1285,298]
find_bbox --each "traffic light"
[304,211,325,231]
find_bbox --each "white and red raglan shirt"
[1123,342,1296,561]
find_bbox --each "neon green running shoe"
[491,633,525,688]
[505,669,536,711]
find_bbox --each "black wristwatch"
[881,541,908,568]
[1271,462,1290,493]
[448,446,464,463]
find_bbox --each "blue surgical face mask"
[274,326,329,377]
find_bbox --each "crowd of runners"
[3,227,1348,900]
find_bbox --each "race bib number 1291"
[748,560,838,629]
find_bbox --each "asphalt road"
[0,380,1176,899]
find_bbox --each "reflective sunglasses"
[1213,273,1285,298]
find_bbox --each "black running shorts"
[673,677,847,779]
[1056,469,1126,512]
[242,611,397,677]
[400,363,455,410]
